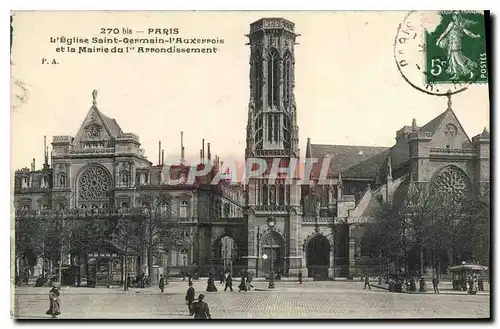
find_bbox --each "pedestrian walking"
[126,274,132,290]
[247,273,254,291]
[409,277,416,292]
[45,283,61,318]
[206,273,218,292]
[185,281,195,315]
[219,271,225,284]
[432,275,440,294]
[238,275,247,292]
[478,275,484,291]
[192,294,211,319]
[159,274,165,293]
[298,270,303,284]
[419,276,426,292]
[224,274,233,292]
[363,273,371,290]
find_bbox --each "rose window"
[78,165,112,201]
[431,166,470,204]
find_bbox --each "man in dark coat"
[364,273,371,290]
[159,274,165,293]
[298,271,303,284]
[185,281,196,315]
[219,272,225,284]
[126,274,132,290]
[192,294,211,319]
[432,276,440,294]
[224,274,233,292]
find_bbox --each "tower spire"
[245,18,300,159]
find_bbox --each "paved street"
[13,279,490,319]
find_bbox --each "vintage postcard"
[11,10,490,319]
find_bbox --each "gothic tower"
[244,18,305,278]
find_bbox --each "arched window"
[283,52,292,108]
[121,202,129,209]
[180,200,188,218]
[279,184,285,205]
[80,204,87,209]
[160,201,170,216]
[101,204,108,209]
[274,115,279,143]
[262,184,268,206]
[254,50,262,107]
[283,115,291,150]
[180,249,189,266]
[267,49,279,107]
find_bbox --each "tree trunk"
[148,244,153,285]
[420,246,424,275]
[123,254,128,291]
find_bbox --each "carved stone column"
[348,225,357,279]
[328,225,336,279]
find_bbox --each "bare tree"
[113,213,142,290]
[138,193,185,282]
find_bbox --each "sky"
[11,11,490,170]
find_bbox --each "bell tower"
[244,18,305,278]
[245,18,299,158]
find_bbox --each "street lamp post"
[267,217,275,289]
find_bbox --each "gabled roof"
[99,111,122,137]
[309,144,389,176]
[308,103,477,181]
[342,149,390,179]
[418,111,448,135]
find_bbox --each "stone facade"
[14,18,490,284]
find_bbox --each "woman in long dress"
[46,283,61,318]
[238,276,247,292]
[205,273,218,292]
[436,11,481,80]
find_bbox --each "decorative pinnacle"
[446,90,452,110]
[92,89,98,107]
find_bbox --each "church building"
[14,17,489,285]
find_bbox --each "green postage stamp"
[425,11,488,84]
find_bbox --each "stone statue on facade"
[315,200,320,218]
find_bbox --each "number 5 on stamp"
[425,11,488,84]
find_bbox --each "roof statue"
[92,89,98,107]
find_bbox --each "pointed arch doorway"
[306,234,330,278]
[214,235,241,276]
[261,231,285,277]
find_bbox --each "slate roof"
[342,149,390,178]
[308,107,462,180]
[418,110,448,134]
[97,109,123,137]
[309,144,389,177]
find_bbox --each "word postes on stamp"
[394,10,488,96]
